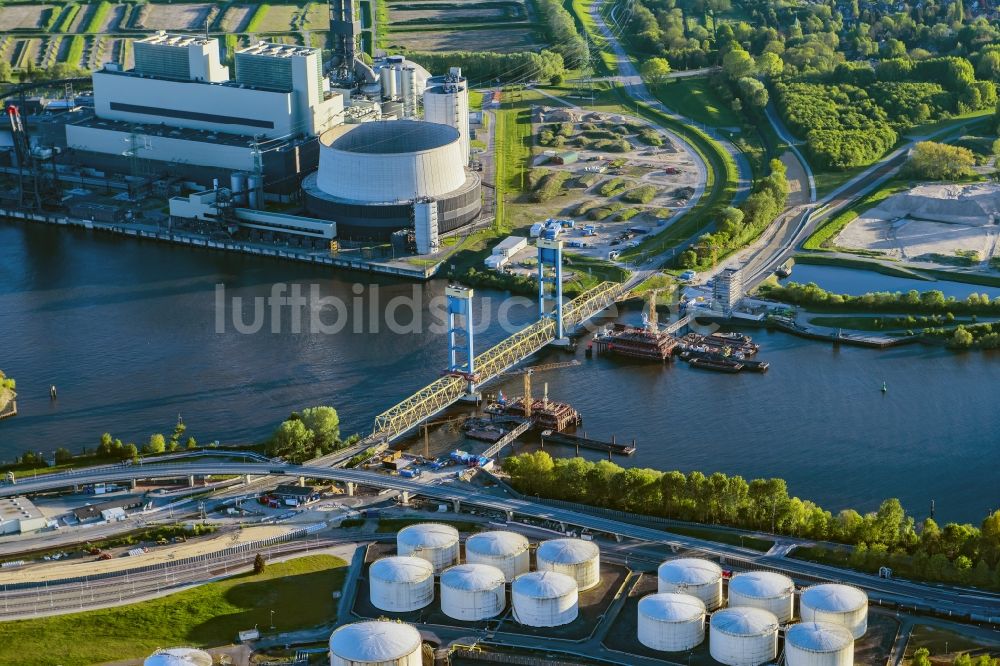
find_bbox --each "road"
[4,461,999,621]
[592,0,752,205]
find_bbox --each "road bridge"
[3,461,999,621]
[364,281,625,445]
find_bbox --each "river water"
[2,221,998,524]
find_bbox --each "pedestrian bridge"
[365,281,625,445]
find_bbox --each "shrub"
[621,185,658,204]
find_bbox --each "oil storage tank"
[369,556,435,612]
[709,607,779,666]
[800,584,868,638]
[536,538,600,591]
[785,621,855,666]
[657,558,723,610]
[396,522,460,573]
[329,621,423,666]
[440,563,506,620]
[303,120,481,241]
[464,531,530,582]
[637,592,706,652]
[727,571,796,622]
[144,648,213,666]
[511,571,578,627]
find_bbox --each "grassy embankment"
[82,0,113,32]
[808,315,978,332]
[245,4,272,32]
[567,0,616,74]
[793,253,931,280]
[803,176,910,251]
[0,555,348,666]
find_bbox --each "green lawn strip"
[82,0,113,33]
[567,0,614,75]
[376,518,483,532]
[55,4,81,33]
[662,525,773,552]
[793,253,931,280]
[647,77,741,128]
[390,21,531,32]
[803,176,910,251]
[64,35,84,65]
[563,252,631,292]
[0,555,348,666]
[812,163,875,200]
[912,268,1000,288]
[245,4,272,32]
[902,109,994,139]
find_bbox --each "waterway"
[781,263,1000,299]
[2,221,998,524]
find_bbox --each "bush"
[530,170,572,203]
[598,178,628,197]
[621,185,658,204]
[617,208,640,221]
[637,128,664,146]
[588,202,625,220]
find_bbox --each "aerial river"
[2,221,998,524]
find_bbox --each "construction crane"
[646,288,666,332]
[420,414,466,457]
[6,105,41,209]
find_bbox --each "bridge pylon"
[446,284,478,395]
[537,238,568,344]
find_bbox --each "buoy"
[50,385,57,400]
[881,381,888,393]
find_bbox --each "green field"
[649,77,742,128]
[0,555,347,666]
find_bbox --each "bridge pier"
[614,534,623,543]
[559,521,567,533]
[298,476,306,487]
[401,491,411,506]
[244,474,254,484]
[505,510,514,522]
[130,479,137,490]
[188,475,195,487]
[452,499,461,513]
[345,482,356,497]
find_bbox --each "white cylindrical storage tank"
[786,622,855,666]
[511,571,578,627]
[800,584,869,639]
[440,563,506,621]
[709,607,779,666]
[230,171,247,206]
[329,621,422,666]
[369,556,435,612]
[536,538,600,591]
[144,648,213,666]
[727,571,796,622]
[464,531,530,582]
[396,522,459,573]
[657,558,723,610]
[637,592,706,652]
[247,174,262,210]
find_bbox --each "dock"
[0,400,15,420]
[768,317,917,349]
[540,430,636,456]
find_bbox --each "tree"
[300,406,340,451]
[756,52,784,78]
[54,447,73,464]
[905,142,976,180]
[144,433,166,454]
[253,552,266,574]
[722,48,755,80]
[268,418,314,462]
[186,436,197,450]
[953,326,975,348]
[738,77,769,108]
[122,442,139,462]
[913,648,932,666]
[641,58,672,86]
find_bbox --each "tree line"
[408,51,565,86]
[503,451,1000,589]
[759,281,1000,316]
[267,405,357,463]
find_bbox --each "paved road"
[592,0,752,204]
[4,461,999,621]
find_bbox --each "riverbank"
[0,372,15,421]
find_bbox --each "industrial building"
[0,496,46,535]
[727,570,796,623]
[328,621,423,666]
[369,556,435,612]
[536,538,601,591]
[440,563,507,620]
[423,68,470,164]
[637,593,707,652]
[395,522,460,572]
[713,266,744,314]
[72,497,142,524]
[657,558,724,611]
[464,530,530,582]
[303,120,481,240]
[709,607,780,666]
[511,570,579,627]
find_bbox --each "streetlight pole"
[270,609,275,630]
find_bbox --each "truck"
[399,468,422,479]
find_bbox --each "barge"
[540,430,636,456]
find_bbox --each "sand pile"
[875,182,1000,226]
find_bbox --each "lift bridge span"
[362,280,625,445]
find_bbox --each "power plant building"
[66,33,344,194]
[303,120,481,240]
[424,68,470,164]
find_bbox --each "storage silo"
[511,571,578,627]
[464,530,530,582]
[657,558,723,610]
[144,648,213,666]
[727,571,796,622]
[786,621,855,666]
[329,621,422,666]
[369,556,435,612]
[709,607,779,666]
[440,563,506,621]
[401,67,418,117]
[424,67,470,164]
[536,538,600,591]
[397,522,460,572]
[230,172,247,206]
[637,592,706,652]
[800,584,869,638]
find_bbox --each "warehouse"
[302,120,481,240]
[0,497,46,535]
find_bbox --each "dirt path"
[780,150,809,207]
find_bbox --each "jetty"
[540,430,636,456]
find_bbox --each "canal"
[2,221,998,524]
